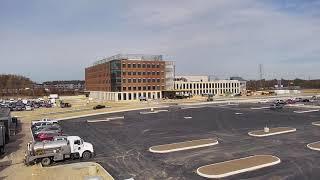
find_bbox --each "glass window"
[157,79,160,82]
[133,87,137,91]
[128,72,132,75]
[152,72,155,75]
[138,87,142,90]
[122,63,126,68]
[128,79,132,83]
[156,64,160,68]
[122,71,126,76]
[143,86,147,90]
[123,79,126,83]
[152,79,156,82]
[137,64,141,68]
[143,79,146,83]
[147,72,151,75]
[142,72,146,75]
[142,64,146,68]
[147,64,151,68]
[156,71,160,75]
[133,64,136,68]
[133,79,137,83]
[138,72,141,75]
[138,79,141,83]
[148,79,151,83]
[128,87,132,90]
[123,87,126,91]
[133,72,136,75]
[128,64,131,68]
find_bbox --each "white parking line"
[250,107,270,110]
[294,109,319,114]
[139,110,168,114]
[184,117,193,119]
[87,116,124,123]
[181,106,207,110]
[218,104,239,107]
[87,119,110,123]
[235,113,243,115]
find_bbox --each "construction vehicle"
[207,94,214,101]
[24,136,94,166]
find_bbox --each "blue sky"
[1,0,320,82]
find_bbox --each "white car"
[25,106,34,111]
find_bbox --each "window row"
[123,78,164,83]
[123,85,164,91]
[122,63,162,69]
[123,71,164,76]
[176,83,240,89]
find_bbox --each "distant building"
[175,75,241,96]
[175,75,208,82]
[85,54,174,101]
[43,80,85,91]
[230,77,247,94]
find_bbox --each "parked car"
[25,105,34,111]
[274,99,285,105]
[36,132,62,142]
[34,125,62,136]
[258,99,269,104]
[139,96,147,101]
[270,103,284,110]
[286,99,296,104]
[60,102,71,108]
[93,105,106,110]
[302,99,310,102]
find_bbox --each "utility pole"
[259,64,263,90]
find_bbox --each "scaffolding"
[93,54,164,66]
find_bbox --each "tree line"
[247,79,320,90]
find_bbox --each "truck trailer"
[25,136,94,166]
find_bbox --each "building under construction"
[85,54,174,101]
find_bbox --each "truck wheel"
[82,151,92,160]
[41,157,51,166]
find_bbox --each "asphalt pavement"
[59,103,320,180]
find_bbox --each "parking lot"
[59,103,320,179]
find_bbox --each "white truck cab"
[66,136,94,159]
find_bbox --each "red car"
[36,132,62,141]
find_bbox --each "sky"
[1,0,320,82]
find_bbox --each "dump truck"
[25,136,94,166]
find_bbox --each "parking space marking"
[87,116,124,123]
[235,113,243,115]
[250,107,270,110]
[184,116,192,119]
[140,110,168,114]
[218,104,239,107]
[181,106,207,110]
[293,109,319,114]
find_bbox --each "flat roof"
[93,54,164,66]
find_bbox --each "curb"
[248,128,296,137]
[307,141,320,151]
[55,106,169,121]
[196,155,281,179]
[149,139,218,153]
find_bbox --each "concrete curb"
[312,121,320,126]
[248,128,296,137]
[293,109,319,114]
[149,139,218,153]
[55,106,169,121]
[196,155,281,179]
[307,141,320,151]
